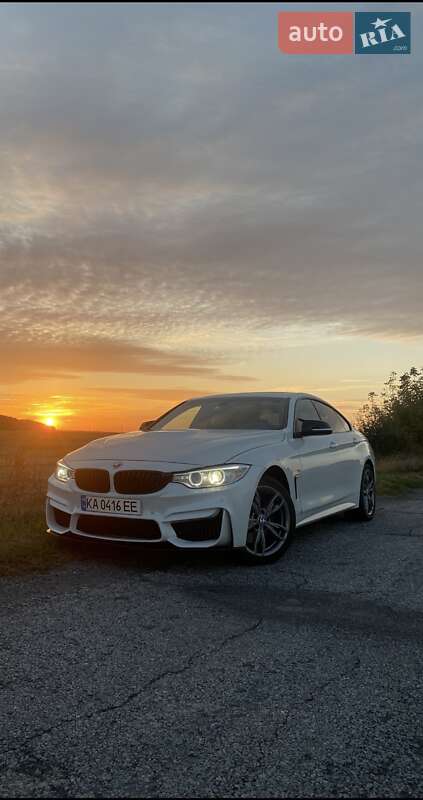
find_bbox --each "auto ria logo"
[278,11,411,55]
[355,13,410,54]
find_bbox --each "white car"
[46,393,376,564]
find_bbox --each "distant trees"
[356,367,423,455]
[0,415,50,431]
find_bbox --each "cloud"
[0,335,255,384]
[84,386,205,398]
[0,1,422,396]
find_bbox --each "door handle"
[329,441,337,449]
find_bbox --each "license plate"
[81,495,142,515]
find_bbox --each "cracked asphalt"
[1,492,423,798]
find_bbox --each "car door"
[313,401,362,505]
[291,398,337,518]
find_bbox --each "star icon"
[371,17,392,29]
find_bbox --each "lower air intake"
[172,511,223,542]
[76,514,161,541]
[54,508,71,529]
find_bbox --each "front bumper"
[46,462,260,549]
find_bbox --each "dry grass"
[0,429,113,577]
[376,454,423,495]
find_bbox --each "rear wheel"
[352,463,376,521]
[241,476,295,565]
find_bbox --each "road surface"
[1,493,423,797]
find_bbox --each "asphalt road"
[1,493,423,798]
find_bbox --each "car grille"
[75,469,110,493]
[76,514,161,540]
[113,469,172,495]
[172,511,223,542]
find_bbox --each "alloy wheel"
[362,467,375,516]
[246,483,291,557]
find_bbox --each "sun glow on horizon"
[44,416,56,428]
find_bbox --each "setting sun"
[44,417,56,428]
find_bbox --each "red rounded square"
[278,12,354,55]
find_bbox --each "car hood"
[66,429,283,468]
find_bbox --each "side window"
[313,402,350,433]
[294,398,320,435]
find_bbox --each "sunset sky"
[0,3,422,431]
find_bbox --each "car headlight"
[172,464,250,489]
[55,461,74,482]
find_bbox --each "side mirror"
[295,419,332,438]
[139,420,156,432]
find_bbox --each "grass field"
[0,429,422,577]
[376,454,423,495]
[0,429,114,577]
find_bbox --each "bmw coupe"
[46,393,376,564]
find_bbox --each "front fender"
[227,444,300,534]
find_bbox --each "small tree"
[356,367,423,455]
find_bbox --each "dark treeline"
[356,367,423,456]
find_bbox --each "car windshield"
[150,397,290,431]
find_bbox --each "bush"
[356,367,423,456]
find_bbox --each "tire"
[240,476,295,565]
[352,463,376,521]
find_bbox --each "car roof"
[189,392,322,402]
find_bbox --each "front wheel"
[241,476,295,565]
[352,463,376,521]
